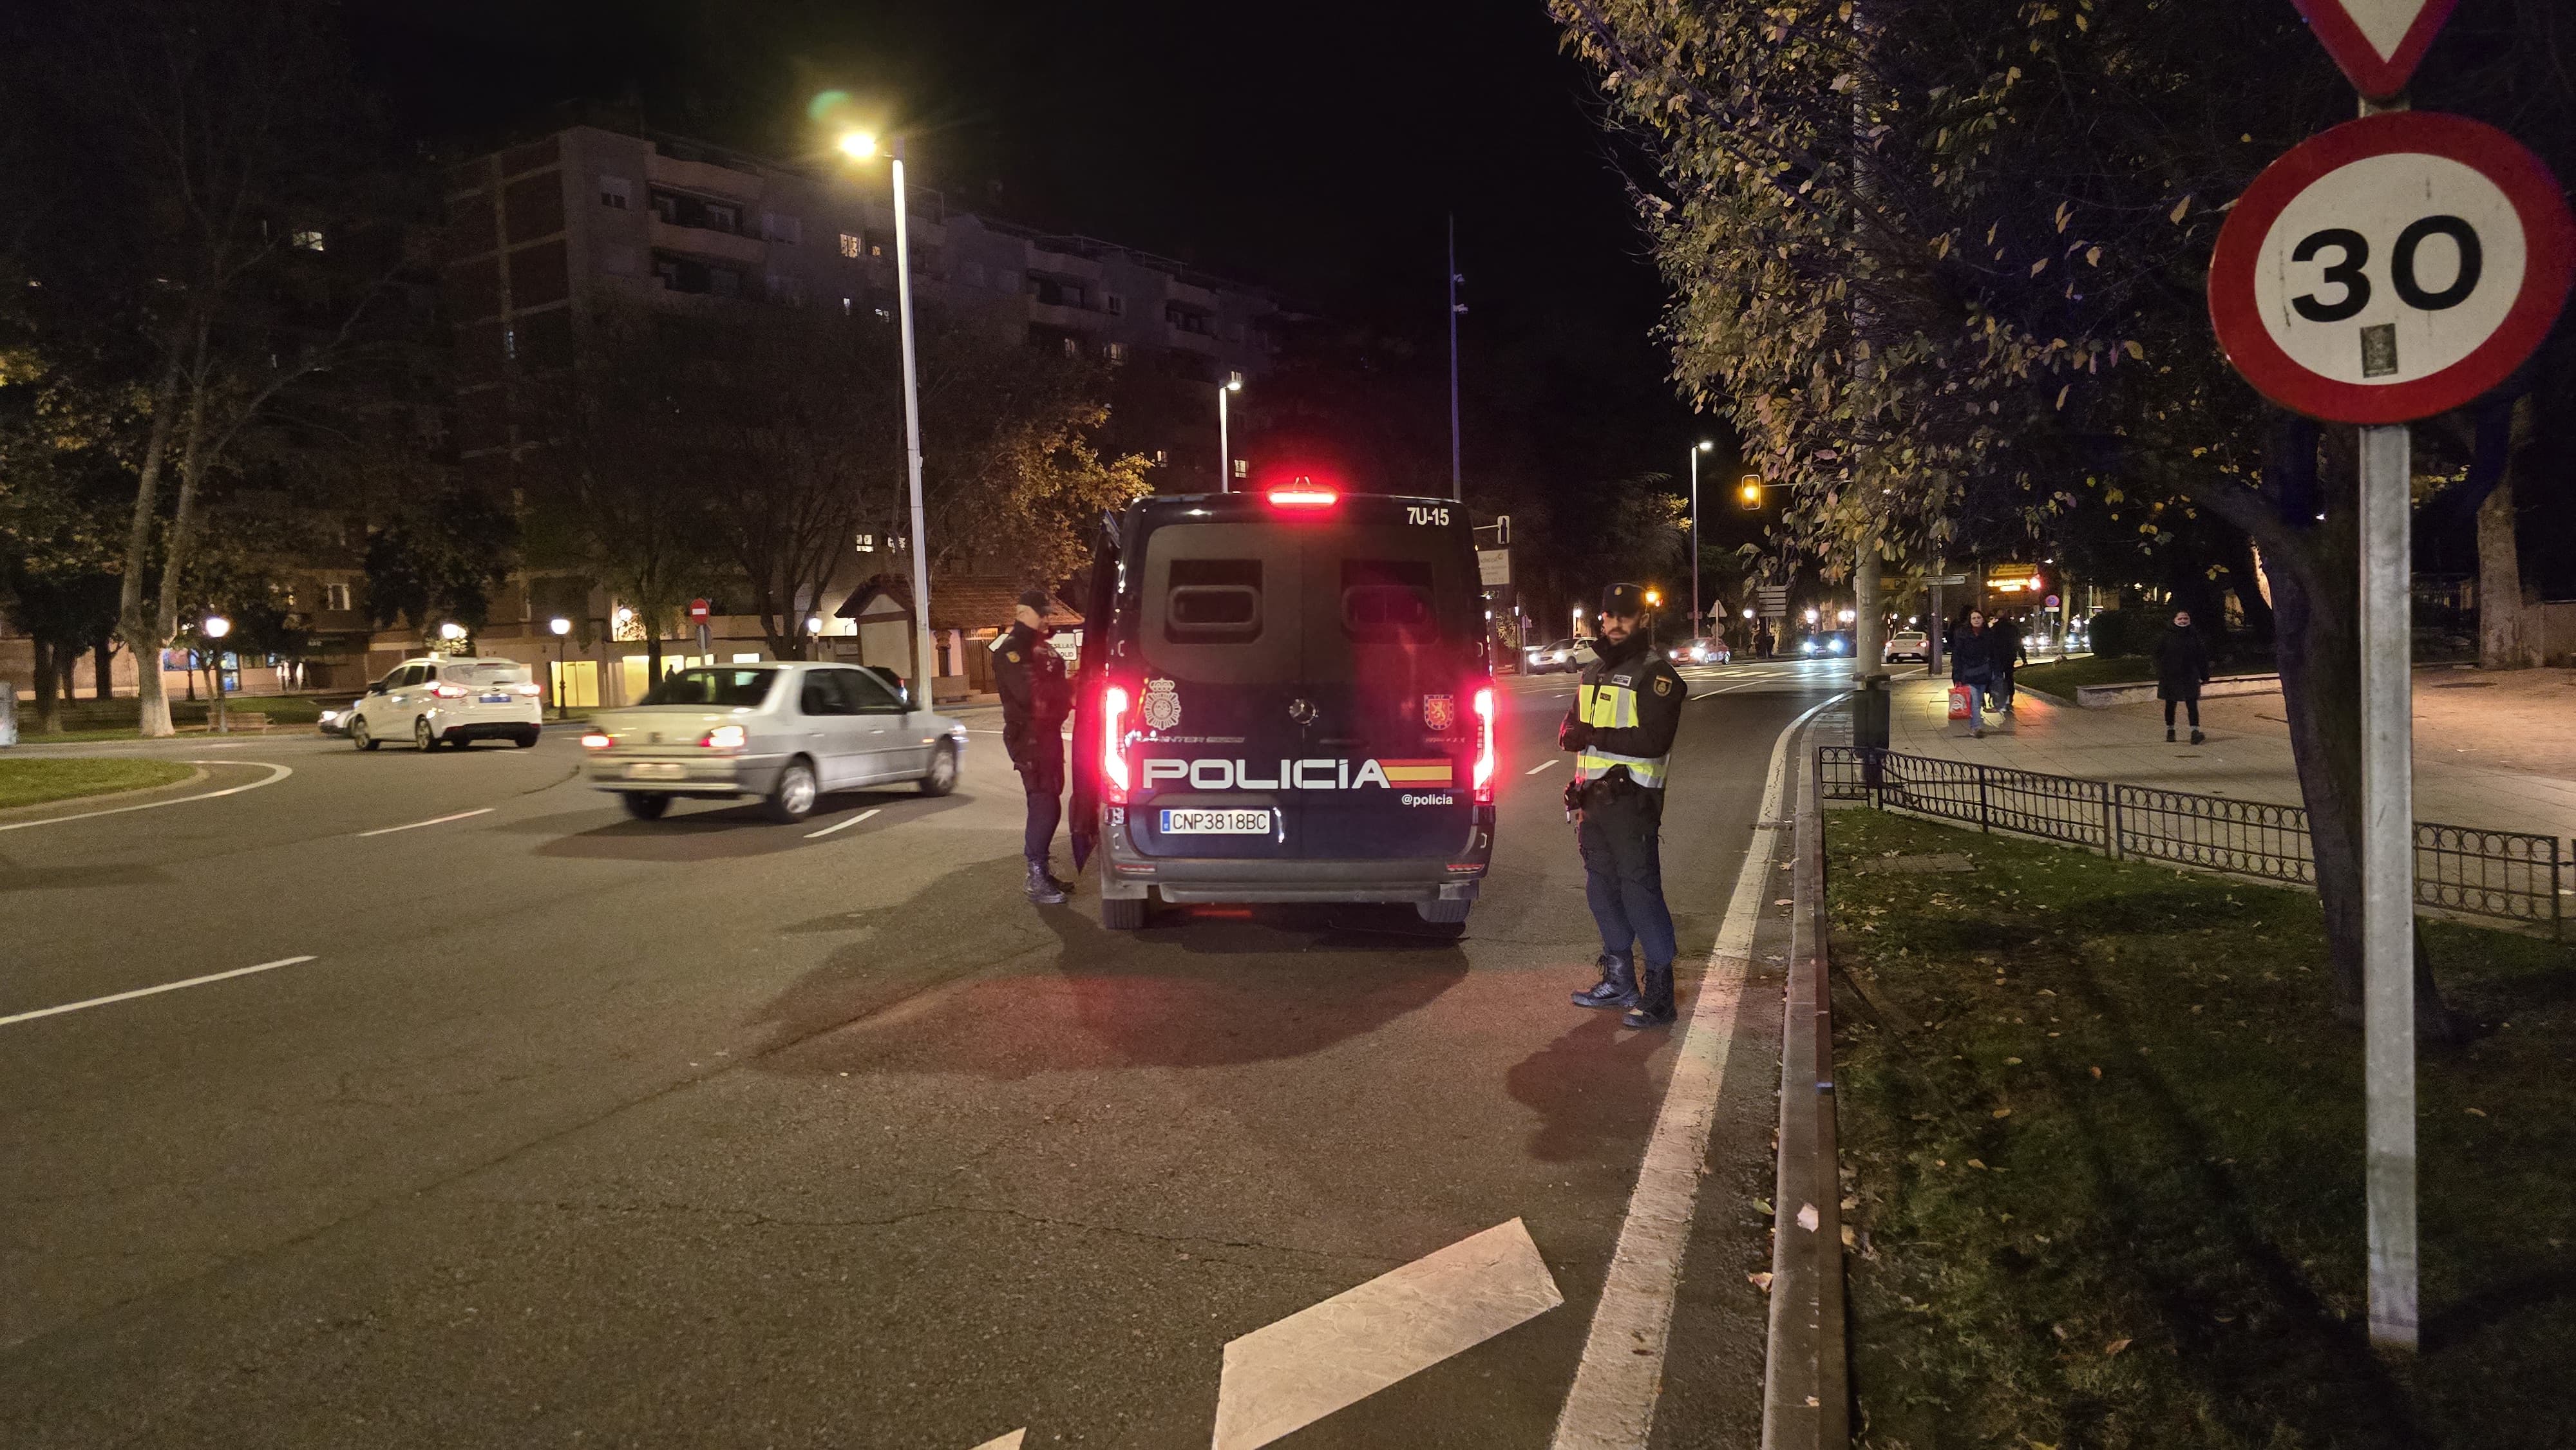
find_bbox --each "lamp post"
[547,617,571,720]
[1218,372,1243,492]
[1687,440,1712,636]
[840,129,936,711]
[202,616,231,733]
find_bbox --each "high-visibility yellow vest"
[1574,673,1669,789]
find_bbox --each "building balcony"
[649,218,765,265]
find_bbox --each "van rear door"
[1126,521,1309,860]
[1293,516,1482,861]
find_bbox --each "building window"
[291,229,325,252]
[839,232,862,259]
[766,272,806,305]
[842,296,853,315]
[502,325,516,359]
[325,582,351,612]
[600,176,633,209]
[854,532,876,553]
[1166,303,1213,335]
[1153,449,1168,465]
[1032,276,1088,309]
[1105,341,1128,363]
[1105,293,1124,316]
[762,212,801,243]
[1233,458,1250,479]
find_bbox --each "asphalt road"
[1,657,1845,1449]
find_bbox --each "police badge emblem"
[1654,675,1672,696]
[1141,678,1182,731]
[1421,693,1455,732]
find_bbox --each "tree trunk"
[2222,530,2275,645]
[1851,546,1884,683]
[117,331,194,739]
[2476,476,2529,669]
[93,639,115,699]
[31,639,62,735]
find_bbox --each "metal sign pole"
[2360,423,2419,1350]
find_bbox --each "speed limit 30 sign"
[2209,111,2574,424]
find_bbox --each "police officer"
[992,587,1073,905]
[1560,582,1688,1027]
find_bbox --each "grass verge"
[1826,807,2575,1450]
[0,758,197,809]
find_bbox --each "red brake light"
[1471,684,1496,802]
[580,731,612,749]
[513,682,544,697]
[1266,487,1338,508]
[430,682,468,699]
[702,724,747,749]
[1101,682,1132,804]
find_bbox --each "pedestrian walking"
[1989,614,2029,713]
[992,587,1074,904]
[2155,609,2211,744]
[1754,621,1774,659]
[1560,583,1690,1028]
[1951,610,1992,737]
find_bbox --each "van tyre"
[766,757,818,823]
[352,717,379,751]
[1416,899,1473,925]
[918,742,958,796]
[1101,895,1148,930]
[620,792,671,821]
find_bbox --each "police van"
[1072,484,1497,928]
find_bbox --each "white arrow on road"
[1211,1217,1562,1450]
[965,1431,1024,1450]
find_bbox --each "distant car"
[1884,629,1930,663]
[1523,638,1586,674]
[346,657,542,751]
[1667,636,1730,665]
[1797,632,1851,657]
[582,662,965,822]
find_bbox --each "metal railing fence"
[1818,746,2564,937]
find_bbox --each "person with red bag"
[1949,610,1992,738]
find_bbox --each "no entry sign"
[2209,111,2574,424]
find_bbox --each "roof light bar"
[1266,487,1338,508]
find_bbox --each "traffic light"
[1737,475,1763,507]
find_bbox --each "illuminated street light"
[437,621,466,644]
[1687,440,1714,630]
[1738,474,1763,508]
[202,616,232,733]
[545,617,573,720]
[835,124,936,709]
[1804,607,1819,624]
[1219,372,1244,493]
[1839,608,1856,623]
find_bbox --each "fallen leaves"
[1748,1271,1775,1292]
[2103,1337,2132,1356]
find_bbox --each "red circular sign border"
[2208,111,2576,424]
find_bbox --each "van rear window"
[1341,560,1437,641]
[1165,559,1262,642]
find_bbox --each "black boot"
[1024,862,1066,905]
[1570,954,1638,1010]
[2166,728,2176,743]
[2190,728,2205,746]
[1624,961,1677,1028]
[1043,865,1075,894]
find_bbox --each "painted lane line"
[965,1432,1025,1450]
[1549,692,1840,1450]
[1213,1218,1562,1450]
[356,807,494,838]
[804,807,881,839]
[1526,758,1562,775]
[0,761,293,834]
[1,956,319,1028]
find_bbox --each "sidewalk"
[1881,666,2576,843]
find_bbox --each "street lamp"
[437,621,466,648]
[1738,475,1764,508]
[1218,372,1244,493]
[838,126,936,713]
[547,617,571,719]
[1687,440,1712,634]
[202,615,231,734]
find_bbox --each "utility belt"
[1564,764,1664,820]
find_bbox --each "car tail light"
[701,724,746,749]
[513,682,543,697]
[1470,684,1496,803]
[430,683,468,699]
[580,731,612,749]
[1101,681,1132,804]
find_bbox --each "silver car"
[582,662,966,822]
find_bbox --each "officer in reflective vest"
[1559,582,1688,1026]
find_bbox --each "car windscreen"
[641,668,777,708]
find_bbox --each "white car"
[1884,629,1930,663]
[1523,638,1585,674]
[348,656,544,751]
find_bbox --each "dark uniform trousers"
[1578,780,1677,968]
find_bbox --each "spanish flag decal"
[1376,758,1455,786]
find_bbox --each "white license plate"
[1159,808,1271,835]
[627,762,687,780]
[481,693,513,704]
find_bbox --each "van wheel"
[621,792,671,821]
[1416,899,1473,925]
[766,758,818,822]
[1101,895,1148,930]
[918,742,958,796]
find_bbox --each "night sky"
[348,0,1741,517]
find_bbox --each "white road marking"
[1549,693,1840,1450]
[804,807,881,839]
[1,956,319,1028]
[965,1432,1024,1450]
[356,807,494,838]
[0,761,294,834]
[1213,1218,1562,1450]
[1526,758,1561,775]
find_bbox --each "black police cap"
[1016,587,1052,612]
[1601,582,1647,617]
